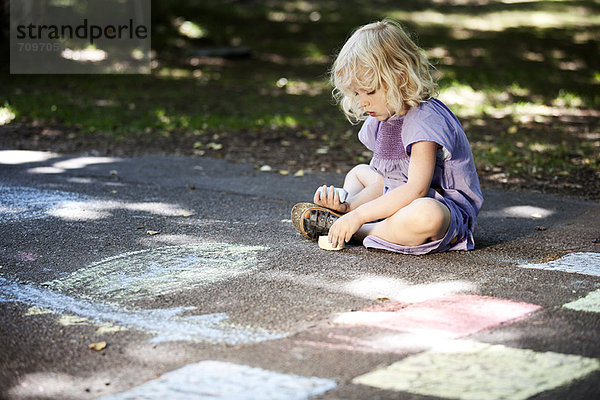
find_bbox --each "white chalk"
[326,187,348,203]
[318,235,344,251]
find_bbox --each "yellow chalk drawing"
[24,306,128,334]
[24,306,53,316]
[563,289,600,313]
[44,244,268,305]
[58,315,90,326]
[353,340,600,400]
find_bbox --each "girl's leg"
[355,197,451,246]
[343,164,384,212]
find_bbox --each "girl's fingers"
[330,185,339,205]
[314,185,327,204]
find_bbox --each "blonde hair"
[331,19,438,123]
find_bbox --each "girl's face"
[355,87,390,121]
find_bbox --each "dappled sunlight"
[61,47,107,62]
[0,186,194,223]
[480,205,555,219]
[343,276,476,304]
[25,156,121,175]
[293,331,444,355]
[0,105,17,125]
[8,371,114,399]
[388,6,598,32]
[276,78,329,96]
[438,83,490,117]
[439,83,600,121]
[54,156,120,170]
[174,18,207,40]
[266,271,475,304]
[0,150,60,165]
[47,200,195,221]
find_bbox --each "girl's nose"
[359,96,370,108]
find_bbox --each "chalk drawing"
[563,288,600,313]
[334,294,541,339]
[0,277,284,345]
[45,244,268,304]
[264,271,475,304]
[0,186,91,222]
[99,361,336,400]
[15,251,38,262]
[353,340,599,400]
[518,252,600,277]
[293,331,441,355]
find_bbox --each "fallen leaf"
[181,212,195,217]
[376,295,390,301]
[89,341,107,351]
[207,142,223,150]
[279,170,289,176]
[259,165,272,172]
[146,230,160,235]
[293,170,305,177]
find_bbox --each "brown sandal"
[291,202,342,240]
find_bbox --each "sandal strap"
[303,208,339,239]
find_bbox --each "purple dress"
[358,98,483,254]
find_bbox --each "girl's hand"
[313,185,349,213]
[328,212,363,248]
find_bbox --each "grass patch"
[1,0,598,197]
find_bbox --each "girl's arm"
[355,140,438,223]
[328,140,438,244]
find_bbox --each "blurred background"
[0,0,598,199]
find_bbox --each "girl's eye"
[367,90,376,95]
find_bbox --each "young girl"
[292,19,483,255]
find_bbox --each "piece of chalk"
[325,187,348,203]
[318,235,344,251]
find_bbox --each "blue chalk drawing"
[518,252,600,277]
[0,277,285,345]
[44,244,269,305]
[99,360,336,400]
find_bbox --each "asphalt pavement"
[1,150,599,400]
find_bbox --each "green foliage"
[1,0,598,189]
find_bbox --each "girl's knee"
[393,198,450,237]
[352,164,383,186]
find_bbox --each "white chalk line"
[0,277,285,345]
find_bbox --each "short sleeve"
[402,100,458,158]
[358,116,380,152]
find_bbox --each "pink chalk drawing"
[16,251,37,262]
[334,294,541,339]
